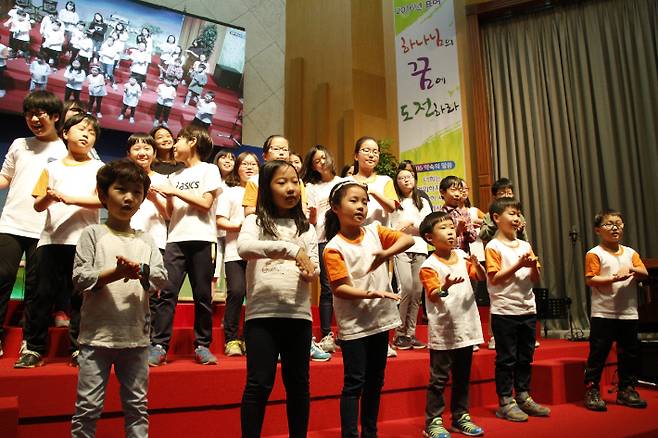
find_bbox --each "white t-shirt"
[216,185,246,263]
[34,159,104,246]
[57,9,79,32]
[306,176,345,243]
[87,73,107,96]
[130,49,150,75]
[485,238,538,315]
[420,251,484,350]
[156,83,176,107]
[43,28,65,51]
[122,82,142,107]
[65,68,86,90]
[195,100,216,124]
[348,174,398,227]
[0,137,67,238]
[166,162,222,243]
[468,206,485,261]
[585,245,645,320]
[99,42,119,65]
[131,172,168,250]
[390,196,431,254]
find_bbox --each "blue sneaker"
[148,344,167,367]
[310,337,331,362]
[195,346,218,365]
[451,413,483,436]
[424,417,450,438]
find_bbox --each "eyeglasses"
[240,161,258,168]
[359,148,379,156]
[601,222,624,230]
[270,147,289,153]
[397,175,414,182]
[24,111,50,120]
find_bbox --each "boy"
[29,54,52,91]
[153,76,176,128]
[583,209,648,411]
[149,125,222,366]
[438,176,477,253]
[118,76,142,124]
[71,159,167,437]
[192,92,217,129]
[485,197,549,421]
[184,62,208,106]
[419,211,485,438]
[129,42,150,90]
[0,91,66,358]
[15,114,104,368]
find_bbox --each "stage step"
[0,396,18,438]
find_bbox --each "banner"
[393,0,465,208]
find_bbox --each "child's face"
[63,120,96,158]
[495,187,514,199]
[289,155,302,173]
[264,137,289,161]
[354,139,380,172]
[332,186,369,229]
[25,110,59,139]
[441,184,463,207]
[91,68,100,76]
[238,155,258,184]
[217,154,235,175]
[270,165,301,214]
[154,128,173,151]
[312,150,327,173]
[493,206,522,238]
[129,77,137,85]
[72,60,81,69]
[102,180,145,222]
[128,141,155,170]
[396,170,416,195]
[64,107,83,121]
[173,136,195,162]
[204,94,214,102]
[595,214,624,245]
[425,219,457,251]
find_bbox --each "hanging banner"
[393,0,465,208]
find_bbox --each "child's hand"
[367,290,400,301]
[146,187,161,202]
[46,187,63,203]
[613,266,632,282]
[368,250,391,273]
[443,273,464,290]
[116,256,142,281]
[518,252,538,268]
[465,254,480,266]
[295,248,316,280]
[152,185,176,197]
[455,219,466,234]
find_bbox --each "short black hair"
[23,90,63,121]
[419,211,454,245]
[491,178,513,196]
[96,159,150,208]
[262,134,287,155]
[126,132,157,153]
[61,113,101,142]
[439,175,462,192]
[489,196,522,218]
[594,209,623,228]
[178,124,213,160]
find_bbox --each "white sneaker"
[387,343,397,358]
[118,114,124,120]
[129,117,135,124]
[0,90,5,98]
[473,344,480,352]
[96,112,102,119]
[535,340,540,348]
[318,332,337,353]
[19,340,27,354]
[310,337,331,362]
[488,337,496,350]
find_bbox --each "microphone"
[569,226,578,243]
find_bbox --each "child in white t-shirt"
[86,65,106,118]
[64,58,86,102]
[192,92,217,128]
[418,211,485,437]
[14,113,104,369]
[153,77,176,128]
[583,209,648,411]
[148,125,222,366]
[118,77,142,124]
[5,9,31,63]
[41,20,65,69]
[29,54,52,91]
[129,42,150,89]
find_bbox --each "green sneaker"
[584,385,607,411]
[516,394,551,416]
[617,387,647,409]
[451,413,484,436]
[496,400,528,422]
[424,417,450,438]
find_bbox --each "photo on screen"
[0,0,245,146]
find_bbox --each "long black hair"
[224,151,259,188]
[256,160,309,238]
[301,144,336,184]
[324,181,368,241]
[352,135,378,175]
[393,168,424,211]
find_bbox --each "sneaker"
[451,413,484,437]
[14,350,44,368]
[584,385,607,411]
[310,337,331,362]
[496,400,528,422]
[487,337,496,350]
[129,117,135,124]
[54,311,70,328]
[153,120,159,127]
[410,336,427,349]
[617,387,647,408]
[393,336,412,350]
[118,114,124,120]
[535,340,540,348]
[19,340,27,355]
[318,332,337,353]
[195,346,218,365]
[423,417,450,438]
[516,394,551,416]
[70,350,80,368]
[472,345,480,352]
[148,344,167,367]
[240,340,247,354]
[162,122,168,128]
[224,340,243,357]
[96,112,102,119]
[0,90,6,98]
[387,343,397,358]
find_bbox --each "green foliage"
[199,24,219,51]
[375,139,399,180]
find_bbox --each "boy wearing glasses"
[0,91,66,358]
[584,209,648,411]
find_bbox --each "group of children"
[0,90,650,437]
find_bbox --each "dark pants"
[25,244,77,355]
[223,260,247,343]
[340,331,389,438]
[584,317,640,389]
[426,347,473,426]
[152,241,215,350]
[241,318,311,438]
[0,234,39,338]
[88,96,103,114]
[65,87,81,102]
[491,313,536,399]
[317,242,333,337]
[120,104,136,118]
[148,249,166,339]
[154,104,172,123]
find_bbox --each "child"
[438,176,477,253]
[216,152,258,356]
[29,54,52,91]
[129,42,150,90]
[149,125,222,366]
[58,2,79,47]
[323,181,412,437]
[242,135,291,216]
[211,150,235,300]
[391,168,432,350]
[64,58,86,102]
[301,145,345,353]
[237,160,319,437]
[70,159,167,437]
[184,63,207,106]
[192,92,217,129]
[150,126,183,175]
[14,113,104,368]
[583,209,648,411]
[99,36,118,88]
[159,35,178,75]
[77,30,94,72]
[418,211,485,438]
[118,77,142,124]
[86,65,106,118]
[153,77,176,128]
[6,9,31,63]
[41,20,64,69]
[87,13,107,56]
[485,197,549,421]
[288,151,303,174]
[0,42,7,97]
[0,91,66,358]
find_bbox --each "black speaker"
[638,340,658,385]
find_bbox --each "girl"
[184,63,208,106]
[301,145,344,353]
[159,35,178,76]
[399,159,433,210]
[211,150,236,300]
[87,13,107,56]
[86,65,107,118]
[99,36,118,88]
[391,168,432,350]
[153,77,176,128]
[288,151,303,174]
[58,1,79,49]
[140,27,153,57]
[118,76,142,124]
[216,152,258,356]
[64,58,85,102]
[150,126,184,175]
[113,23,129,69]
[460,180,485,261]
[237,160,319,438]
[323,181,413,437]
